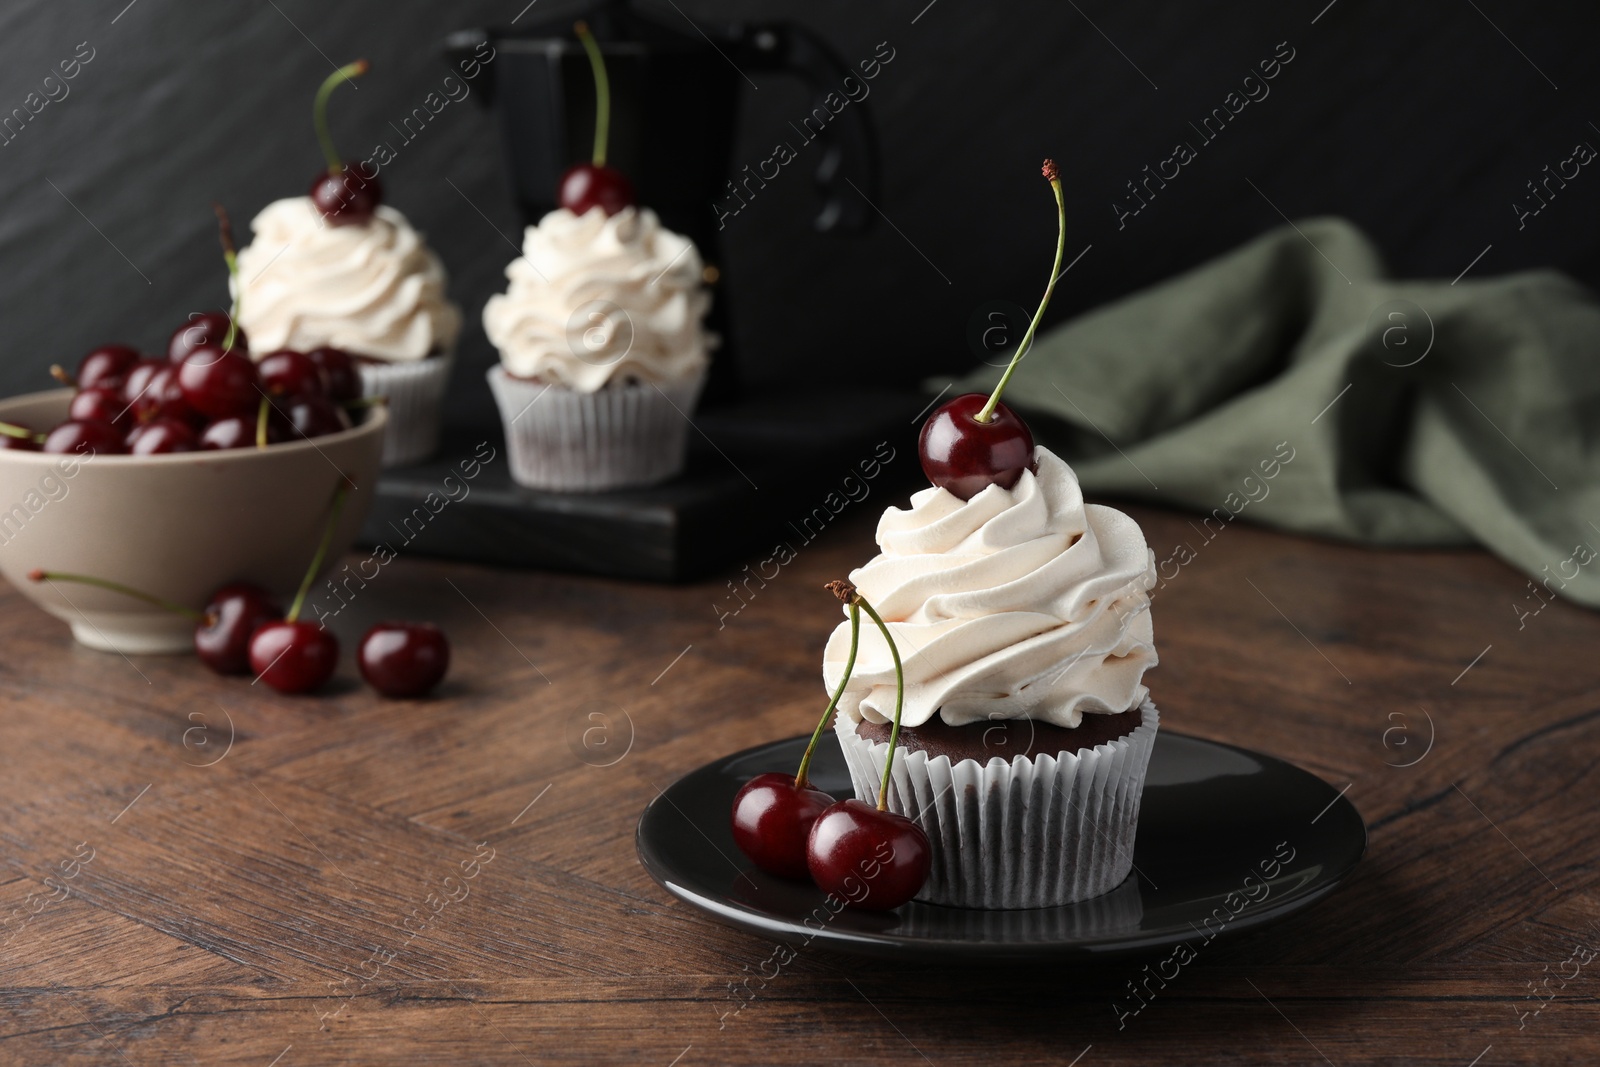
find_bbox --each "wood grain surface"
[1,503,1597,1066]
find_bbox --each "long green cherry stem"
[27,570,203,621]
[214,203,242,352]
[976,159,1067,424]
[795,598,860,790]
[314,59,369,174]
[573,22,611,168]
[286,479,352,624]
[255,395,271,449]
[827,580,906,811]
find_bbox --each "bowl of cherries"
[0,209,386,655]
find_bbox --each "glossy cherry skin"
[280,394,350,439]
[558,163,636,217]
[194,583,281,675]
[309,162,383,226]
[0,432,39,451]
[169,312,246,362]
[731,772,836,880]
[200,414,282,450]
[357,622,450,698]
[76,344,141,391]
[918,393,1036,501]
[41,419,124,456]
[258,350,325,397]
[68,386,130,430]
[249,620,339,694]
[178,345,259,418]
[806,799,932,910]
[125,417,198,455]
[305,347,361,403]
[120,358,164,405]
[128,364,195,425]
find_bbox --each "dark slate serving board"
[359,389,929,581]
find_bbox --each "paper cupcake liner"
[834,700,1160,909]
[360,353,453,468]
[486,365,706,492]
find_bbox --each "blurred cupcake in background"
[483,205,713,492]
[234,197,462,467]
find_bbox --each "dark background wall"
[3,0,1597,427]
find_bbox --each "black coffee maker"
[443,0,878,404]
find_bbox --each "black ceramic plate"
[637,730,1365,961]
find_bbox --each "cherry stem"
[976,159,1066,424]
[256,395,270,449]
[286,479,351,624]
[214,203,242,351]
[49,365,74,387]
[795,600,860,790]
[0,420,39,441]
[574,21,611,169]
[314,59,369,175]
[854,595,905,812]
[28,569,203,622]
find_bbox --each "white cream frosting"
[482,206,712,393]
[823,447,1157,730]
[233,197,461,362]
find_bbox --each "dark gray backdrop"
[4,0,1597,427]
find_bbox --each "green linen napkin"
[939,218,1600,610]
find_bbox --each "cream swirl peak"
[233,197,461,361]
[482,206,712,393]
[823,447,1157,730]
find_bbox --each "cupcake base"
[486,365,705,492]
[360,353,453,468]
[834,700,1160,909]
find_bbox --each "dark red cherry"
[178,345,258,418]
[258,350,325,398]
[557,163,635,217]
[280,394,350,439]
[731,772,836,880]
[129,364,195,425]
[918,392,1037,501]
[41,419,124,456]
[68,386,131,430]
[200,414,282,450]
[309,162,383,226]
[120,358,164,405]
[806,799,931,911]
[76,344,141,391]
[305,347,361,403]
[357,622,450,698]
[249,620,339,694]
[169,311,246,362]
[126,417,198,455]
[0,431,39,451]
[195,583,281,675]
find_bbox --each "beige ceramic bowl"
[0,388,385,654]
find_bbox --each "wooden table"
[2,502,1596,1066]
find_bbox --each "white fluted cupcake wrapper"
[834,700,1159,909]
[486,365,706,492]
[359,354,453,468]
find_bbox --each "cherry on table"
[169,311,245,363]
[126,418,198,455]
[42,419,124,456]
[280,394,350,439]
[918,392,1036,501]
[68,386,130,430]
[195,583,281,675]
[76,344,141,391]
[558,164,635,218]
[305,347,361,403]
[806,799,931,911]
[731,772,836,880]
[309,162,382,226]
[178,345,259,419]
[358,622,450,698]
[249,620,339,694]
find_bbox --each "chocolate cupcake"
[828,446,1160,909]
